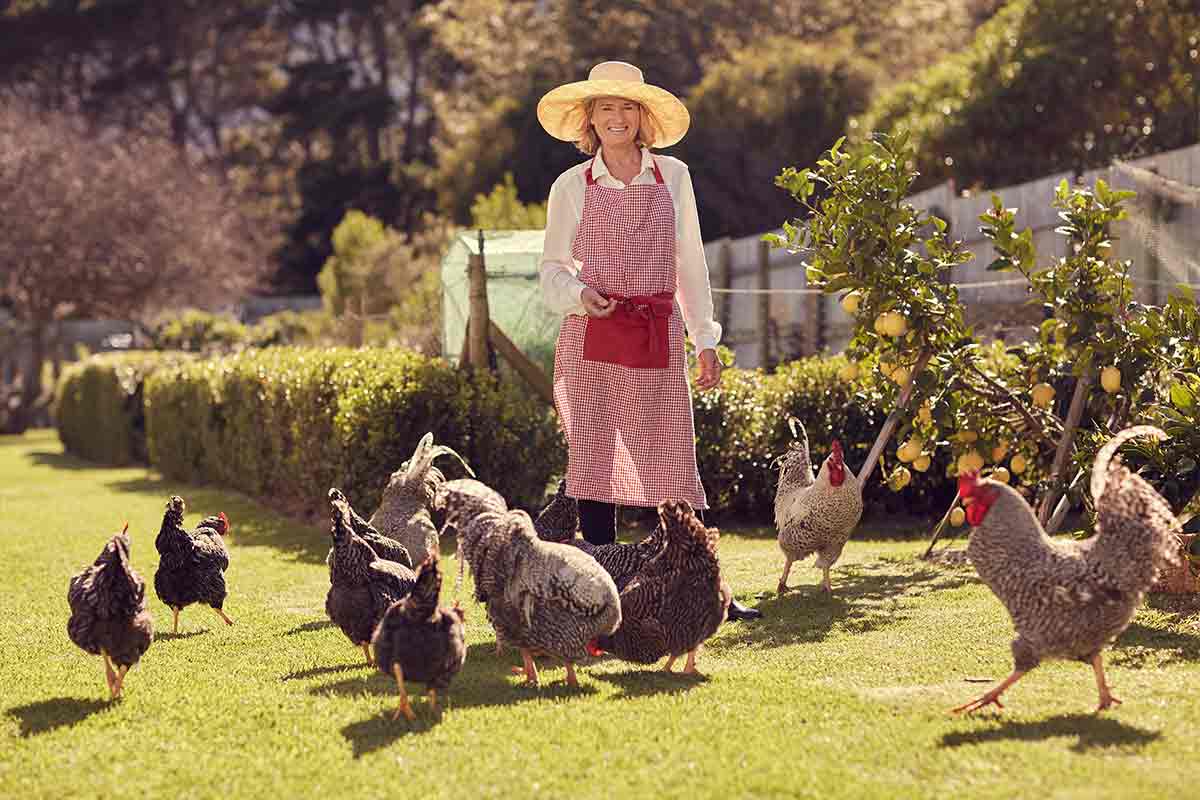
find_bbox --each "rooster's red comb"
[957,472,981,498]
[219,512,228,523]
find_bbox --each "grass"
[2,429,1199,799]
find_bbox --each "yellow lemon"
[1010,454,1028,474]
[991,466,1011,484]
[1101,366,1121,394]
[841,291,863,314]
[839,363,860,381]
[957,449,985,474]
[880,312,909,338]
[918,403,933,425]
[897,437,922,463]
[891,366,912,387]
[956,430,979,444]
[1032,382,1055,408]
[873,315,887,334]
[950,507,966,527]
[912,454,932,473]
[889,466,912,491]
[878,359,894,379]
[991,441,1009,462]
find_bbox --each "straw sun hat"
[537,61,690,148]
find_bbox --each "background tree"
[0,101,266,432]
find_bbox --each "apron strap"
[651,158,665,184]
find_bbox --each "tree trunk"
[856,349,933,486]
[8,322,46,434]
[1037,365,1094,526]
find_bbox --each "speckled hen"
[68,525,154,699]
[326,488,412,569]
[326,497,416,665]
[955,426,1182,713]
[775,418,863,594]
[533,479,579,543]
[433,477,507,541]
[369,433,474,565]
[458,509,620,687]
[153,496,234,633]
[371,555,467,721]
[595,501,729,673]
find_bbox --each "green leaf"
[1170,382,1196,411]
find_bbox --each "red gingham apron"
[552,157,708,509]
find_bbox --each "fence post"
[467,230,490,370]
[757,240,771,369]
[717,238,732,332]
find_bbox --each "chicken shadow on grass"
[282,662,369,681]
[285,619,335,636]
[588,668,707,699]
[6,697,111,737]
[711,558,975,651]
[104,476,331,564]
[27,450,101,471]
[939,714,1161,753]
[154,630,209,642]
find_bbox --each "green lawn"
[2,429,1198,799]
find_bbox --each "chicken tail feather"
[1090,425,1168,504]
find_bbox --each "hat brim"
[537,79,690,148]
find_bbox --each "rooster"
[370,433,474,565]
[153,497,233,633]
[326,496,416,666]
[595,501,729,674]
[68,525,154,699]
[458,509,620,687]
[775,418,863,594]
[953,425,1181,714]
[327,488,413,570]
[371,554,467,721]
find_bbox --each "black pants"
[579,500,705,545]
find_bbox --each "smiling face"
[589,96,642,151]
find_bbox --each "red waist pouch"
[582,293,674,369]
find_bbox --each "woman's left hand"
[696,348,723,391]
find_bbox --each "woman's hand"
[695,348,723,391]
[581,287,616,318]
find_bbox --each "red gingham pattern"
[552,158,708,509]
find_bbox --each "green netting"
[441,230,561,374]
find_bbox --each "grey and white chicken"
[433,477,507,541]
[326,488,413,569]
[953,425,1181,713]
[458,509,621,687]
[775,418,863,594]
[369,433,474,565]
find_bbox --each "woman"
[537,61,761,621]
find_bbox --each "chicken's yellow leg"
[952,669,1026,714]
[361,642,374,667]
[212,607,234,626]
[1091,654,1122,712]
[777,558,794,595]
[101,649,117,698]
[564,660,579,687]
[172,606,180,634]
[519,648,539,686]
[821,567,832,594]
[113,665,129,698]
[428,688,439,713]
[662,654,679,673]
[682,648,702,675]
[390,664,415,721]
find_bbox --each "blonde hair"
[575,97,660,155]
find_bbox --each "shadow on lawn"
[940,713,1161,753]
[6,697,111,737]
[285,620,336,636]
[589,668,706,699]
[712,558,975,650]
[283,662,368,681]
[1110,621,1200,669]
[27,450,101,471]
[154,630,209,642]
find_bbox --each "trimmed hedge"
[53,352,193,465]
[57,347,957,521]
[142,348,565,515]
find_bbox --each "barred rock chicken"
[954,426,1182,714]
[371,555,467,721]
[154,496,234,633]
[68,524,154,699]
[369,433,474,565]
[433,477,507,541]
[458,509,621,687]
[533,479,579,543]
[326,496,416,665]
[326,488,413,569]
[595,501,729,674]
[775,418,863,594]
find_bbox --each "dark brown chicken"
[326,488,413,569]
[371,554,467,721]
[595,501,728,674]
[153,496,233,634]
[954,426,1181,713]
[68,524,154,699]
[325,496,416,665]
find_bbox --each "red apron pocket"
[582,294,673,370]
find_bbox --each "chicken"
[326,496,416,665]
[595,501,729,674]
[326,488,413,569]
[67,524,154,699]
[369,432,474,565]
[954,425,1182,714]
[154,496,234,634]
[458,509,621,687]
[533,479,578,543]
[775,418,863,594]
[432,477,507,541]
[371,554,467,721]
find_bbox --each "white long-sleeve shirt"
[538,146,723,352]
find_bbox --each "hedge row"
[55,348,959,521]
